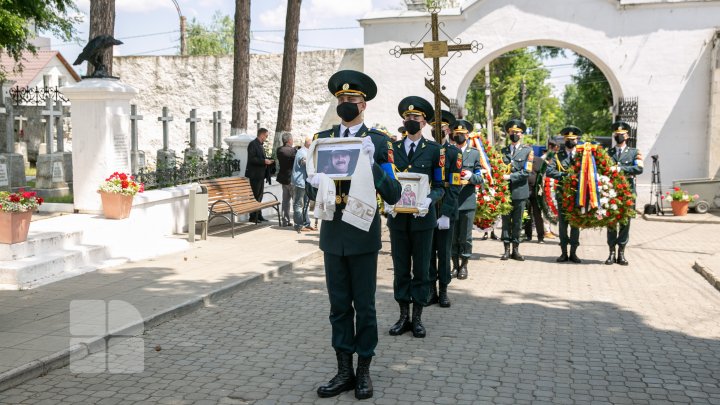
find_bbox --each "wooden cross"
[157,107,174,151]
[390,2,480,142]
[186,108,202,149]
[41,98,62,154]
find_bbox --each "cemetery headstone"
[0,101,26,191]
[183,108,204,163]
[130,104,145,174]
[35,99,72,197]
[157,107,176,170]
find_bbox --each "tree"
[231,0,251,135]
[88,0,116,77]
[562,54,612,136]
[186,11,234,56]
[0,0,79,81]
[272,0,302,154]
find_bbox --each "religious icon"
[393,172,430,214]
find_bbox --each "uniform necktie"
[511,146,515,157]
[616,148,622,161]
[408,142,415,161]
[343,128,350,138]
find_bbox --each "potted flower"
[0,189,43,244]
[662,187,698,216]
[97,172,144,219]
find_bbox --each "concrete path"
[0,216,719,404]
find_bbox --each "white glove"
[307,173,326,188]
[362,136,375,166]
[384,203,397,217]
[461,171,472,181]
[480,169,486,175]
[437,215,450,230]
[503,174,511,180]
[415,197,432,218]
[613,165,622,172]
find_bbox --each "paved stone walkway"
[1,218,719,404]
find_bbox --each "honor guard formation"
[307,70,644,400]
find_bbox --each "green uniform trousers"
[324,251,378,358]
[430,220,454,287]
[607,220,630,247]
[390,227,433,306]
[558,204,580,247]
[451,209,475,258]
[501,199,527,244]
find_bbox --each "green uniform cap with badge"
[451,119,473,134]
[560,126,583,139]
[611,121,631,134]
[328,70,377,101]
[429,110,456,126]
[504,119,527,134]
[397,96,434,123]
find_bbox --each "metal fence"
[134,156,241,190]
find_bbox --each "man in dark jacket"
[276,132,297,227]
[245,127,274,222]
[524,149,546,243]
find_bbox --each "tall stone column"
[225,132,254,177]
[709,32,720,179]
[62,79,138,213]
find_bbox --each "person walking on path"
[605,121,644,265]
[292,135,314,233]
[307,70,401,400]
[276,132,297,227]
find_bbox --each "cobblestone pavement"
[1,219,720,404]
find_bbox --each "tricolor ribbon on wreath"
[575,144,601,211]
[477,142,493,185]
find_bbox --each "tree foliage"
[186,11,234,56]
[0,0,79,80]
[562,54,613,136]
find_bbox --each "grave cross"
[211,111,218,148]
[130,105,144,173]
[254,111,262,133]
[1,102,12,153]
[157,107,173,151]
[216,111,226,148]
[14,115,28,132]
[54,101,68,153]
[186,109,201,149]
[389,1,480,142]
[41,98,62,154]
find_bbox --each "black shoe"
[258,216,270,223]
[457,257,468,280]
[537,238,545,244]
[481,232,489,240]
[557,245,569,263]
[617,245,629,266]
[411,304,426,338]
[355,356,373,400]
[389,303,411,336]
[450,256,459,279]
[428,284,439,305]
[501,243,511,260]
[511,243,525,261]
[605,246,616,265]
[525,235,533,242]
[438,284,451,308]
[317,352,355,398]
[490,231,498,240]
[569,246,582,263]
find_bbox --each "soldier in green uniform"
[386,96,445,338]
[450,119,484,278]
[428,110,462,307]
[500,119,534,261]
[605,121,644,265]
[308,70,402,400]
[546,126,583,263]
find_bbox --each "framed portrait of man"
[394,172,429,214]
[309,138,363,181]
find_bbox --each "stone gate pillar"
[709,32,720,179]
[62,79,138,213]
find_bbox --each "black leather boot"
[317,351,355,398]
[389,303,411,336]
[556,245,569,262]
[411,304,426,338]
[569,245,582,263]
[501,243,511,260]
[438,284,451,308]
[451,256,459,278]
[605,246,616,265]
[616,245,629,266]
[428,283,439,305]
[355,356,373,400]
[457,257,468,280]
[511,243,525,261]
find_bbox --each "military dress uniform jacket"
[438,142,463,220]
[308,125,402,256]
[545,149,576,192]
[456,146,484,211]
[387,137,445,231]
[501,144,533,201]
[607,146,643,194]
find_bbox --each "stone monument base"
[183,148,204,163]
[14,142,30,170]
[207,147,222,162]
[157,149,176,170]
[0,153,27,191]
[35,152,73,198]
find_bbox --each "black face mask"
[404,120,421,135]
[336,102,360,122]
[454,134,466,144]
[565,140,577,149]
[509,133,521,143]
[614,134,626,144]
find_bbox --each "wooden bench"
[201,177,280,237]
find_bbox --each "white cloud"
[115,0,173,13]
[308,0,372,18]
[258,1,287,29]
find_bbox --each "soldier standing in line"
[605,121,644,265]
[546,126,583,263]
[449,119,484,279]
[500,119,534,261]
[386,96,445,338]
[308,70,402,400]
[428,110,462,307]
